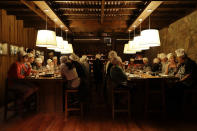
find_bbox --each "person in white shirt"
[46,59,54,72]
[158,53,168,73]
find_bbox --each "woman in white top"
[46,59,54,71]
[60,56,80,88]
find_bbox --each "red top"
[8,62,31,79]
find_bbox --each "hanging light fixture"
[128,26,142,52]
[54,26,64,52]
[123,44,136,54]
[141,10,160,47]
[61,43,73,54]
[61,30,73,54]
[133,19,150,50]
[36,9,57,47]
[48,21,64,51]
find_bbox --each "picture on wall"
[10,45,19,55]
[19,46,24,52]
[0,43,8,55]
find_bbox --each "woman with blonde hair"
[165,53,177,75]
[106,50,117,76]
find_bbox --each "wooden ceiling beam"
[33,1,72,33]
[58,4,139,9]
[55,0,143,2]
[101,0,105,24]
[64,15,129,19]
[127,1,163,32]
[62,10,133,15]
[20,0,54,25]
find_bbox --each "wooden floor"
[1,112,197,131]
[1,83,197,131]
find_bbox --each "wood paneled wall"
[0,9,38,106]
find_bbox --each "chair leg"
[81,103,83,118]
[65,92,68,120]
[112,91,115,120]
[4,103,8,121]
[35,91,39,112]
[128,91,131,118]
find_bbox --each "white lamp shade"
[141,29,160,47]
[48,36,64,51]
[123,44,136,54]
[133,36,150,50]
[36,30,57,47]
[128,40,142,52]
[61,44,73,54]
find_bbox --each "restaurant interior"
[1,0,197,130]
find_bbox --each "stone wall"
[145,9,197,63]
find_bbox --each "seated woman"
[8,51,37,104]
[46,59,54,72]
[106,50,118,77]
[143,57,151,72]
[33,57,43,71]
[69,53,86,79]
[60,56,80,88]
[165,53,177,75]
[53,56,59,70]
[127,58,135,73]
[110,56,127,87]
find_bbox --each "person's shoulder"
[112,66,121,71]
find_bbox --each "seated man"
[151,58,161,73]
[8,51,38,108]
[110,56,127,87]
[8,51,31,79]
[167,49,197,113]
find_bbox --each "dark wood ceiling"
[0,0,197,38]
[49,0,146,36]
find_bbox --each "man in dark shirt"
[110,56,127,87]
[167,49,197,113]
[93,54,104,93]
[69,53,86,78]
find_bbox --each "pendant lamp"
[134,20,150,50]
[141,15,160,47]
[123,44,136,54]
[128,27,142,52]
[48,23,64,51]
[36,12,57,47]
[61,44,73,54]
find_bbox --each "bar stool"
[144,79,166,118]
[112,85,131,120]
[65,88,83,120]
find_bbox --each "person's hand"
[26,62,31,66]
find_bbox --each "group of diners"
[6,47,197,115]
[106,49,197,114]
